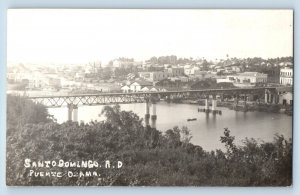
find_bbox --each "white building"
[140,86,150,92]
[150,87,158,92]
[139,71,169,82]
[184,66,200,76]
[227,72,268,84]
[280,67,293,85]
[129,81,153,92]
[121,85,130,93]
[167,67,184,77]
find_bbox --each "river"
[48,102,292,151]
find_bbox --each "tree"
[101,67,113,80]
[7,95,52,130]
[220,128,237,155]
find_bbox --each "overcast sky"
[7,9,293,65]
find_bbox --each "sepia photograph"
[6,9,293,186]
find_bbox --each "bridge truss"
[28,87,290,108]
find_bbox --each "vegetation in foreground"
[6,95,292,186]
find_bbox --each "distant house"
[140,86,150,92]
[149,71,169,82]
[121,85,130,93]
[279,62,293,67]
[184,66,200,76]
[150,87,158,92]
[178,76,189,82]
[167,67,184,77]
[227,72,268,85]
[280,67,293,85]
[127,73,135,80]
[184,68,192,75]
[158,87,167,92]
[129,81,153,92]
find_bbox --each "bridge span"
[28,87,290,107]
[27,86,292,126]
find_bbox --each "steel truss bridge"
[27,87,292,108]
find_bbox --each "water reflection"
[205,113,217,128]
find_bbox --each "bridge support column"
[243,95,248,112]
[271,92,279,104]
[73,105,78,122]
[205,97,210,112]
[265,91,269,104]
[67,104,73,121]
[233,95,239,110]
[274,93,279,104]
[67,103,78,122]
[151,102,157,129]
[212,96,217,111]
[269,93,273,104]
[145,101,150,127]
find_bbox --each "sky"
[7,9,293,65]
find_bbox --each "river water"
[48,102,292,151]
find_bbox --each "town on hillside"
[7,56,293,104]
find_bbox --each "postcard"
[6,9,293,186]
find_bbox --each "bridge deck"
[27,87,291,98]
[24,86,292,108]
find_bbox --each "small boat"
[187,118,197,122]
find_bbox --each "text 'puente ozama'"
[28,86,292,128]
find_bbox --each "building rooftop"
[238,72,267,77]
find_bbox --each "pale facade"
[227,72,268,84]
[140,87,150,92]
[129,81,152,92]
[121,85,130,93]
[167,67,184,77]
[150,71,169,81]
[280,68,293,85]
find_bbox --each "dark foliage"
[6,96,292,186]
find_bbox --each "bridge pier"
[265,89,280,104]
[151,102,157,129]
[198,95,221,115]
[144,98,157,128]
[67,103,78,122]
[265,90,279,104]
[145,101,150,127]
[204,97,210,112]
[68,104,73,121]
[243,95,248,112]
[73,105,78,122]
[233,95,239,110]
[211,96,217,111]
[265,91,269,103]
[269,93,273,104]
